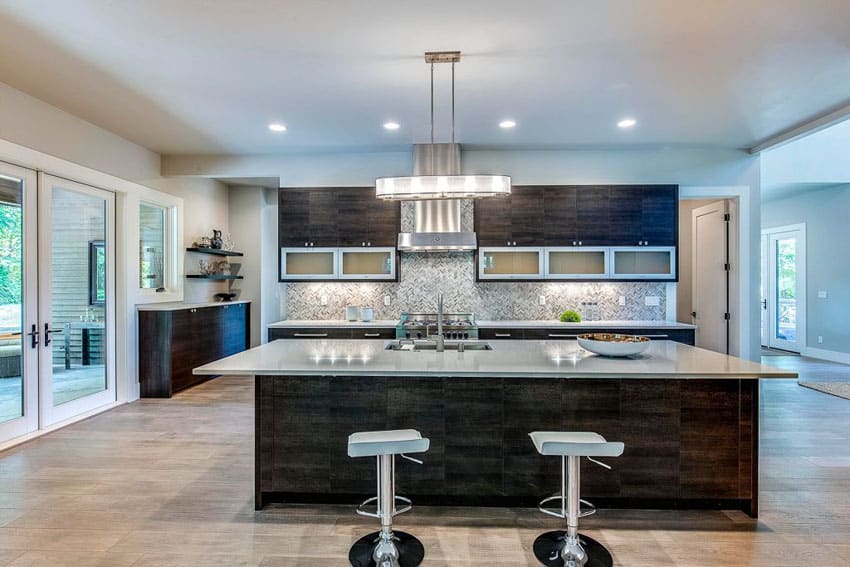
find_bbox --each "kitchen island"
[194,339,796,516]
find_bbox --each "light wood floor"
[1,358,849,566]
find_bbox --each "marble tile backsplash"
[282,252,668,321]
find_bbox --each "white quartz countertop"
[477,320,696,329]
[268,319,398,328]
[137,300,250,311]
[267,319,695,329]
[194,339,795,380]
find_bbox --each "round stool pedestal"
[532,531,613,567]
[349,531,425,567]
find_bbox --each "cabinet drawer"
[268,327,395,341]
[269,328,352,340]
[350,328,395,340]
[478,328,525,340]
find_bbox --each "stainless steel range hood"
[397,143,478,252]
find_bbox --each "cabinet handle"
[642,334,669,339]
[367,242,371,247]
[293,333,328,337]
[513,241,517,246]
[363,333,381,337]
[362,242,366,246]
[548,333,579,338]
[578,241,582,246]
[494,333,512,337]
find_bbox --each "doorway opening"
[761,224,806,354]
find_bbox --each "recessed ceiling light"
[617,118,637,129]
[383,121,400,130]
[268,122,287,132]
[499,119,516,129]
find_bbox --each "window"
[139,202,167,289]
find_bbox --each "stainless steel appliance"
[396,312,478,340]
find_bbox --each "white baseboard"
[804,347,850,365]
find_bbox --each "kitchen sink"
[385,340,493,352]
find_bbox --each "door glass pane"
[482,251,541,276]
[341,251,392,276]
[139,203,166,289]
[284,251,335,276]
[51,188,107,406]
[0,175,23,424]
[613,250,672,275]
[548,250,606,276]
[775,237,796,342]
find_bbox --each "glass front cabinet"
[280,248,339,280]
[338,247,396,280]
[609,247,676,280]
[545,248,609,279]
[280,247,397,280]
[478,247,545,280]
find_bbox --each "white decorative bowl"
[577,333,650,357]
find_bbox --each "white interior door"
[691,201,729,353]
[763,225,806,353]
[0,162,39,444]
[37,174,116,427]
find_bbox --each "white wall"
[762,119,850,186]
[147,177,230,303]
[762,184,850,360]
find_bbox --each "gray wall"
[762,184,850,355]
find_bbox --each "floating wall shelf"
[186,247,244,257]
[185,274,244,280]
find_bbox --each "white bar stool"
[347,429,430,567]
[529,431,624,567]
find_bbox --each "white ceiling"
[0,0,849,155]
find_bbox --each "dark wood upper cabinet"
[475,184,678,248]
[474,193,512,246]
[278,189,311,247]
[575,186,611,246]
[640,185,678,246]
[279,188,400,248]
[543,186,577,245]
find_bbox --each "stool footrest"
[537,494,597,519]
[356,495,413,519]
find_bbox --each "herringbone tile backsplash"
[282,252,667,321]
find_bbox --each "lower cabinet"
[138,302,250,398]
[479,326,695,345]
[268,327,395,341]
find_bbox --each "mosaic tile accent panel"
[283,252,668,321]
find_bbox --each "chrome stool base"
[349,531,425,567]
[533,531,612,567]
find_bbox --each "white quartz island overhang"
[194,339,796,517]
[194,338,796,379]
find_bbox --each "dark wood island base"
[255,375,759,517]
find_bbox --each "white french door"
[0,162,39,443]
[761,224,806,353]
[37,174,116,427]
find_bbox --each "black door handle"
[27,324,39,348]
[44,323,62,347]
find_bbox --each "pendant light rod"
[451,61,456,144]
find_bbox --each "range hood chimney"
[396,143,478,252]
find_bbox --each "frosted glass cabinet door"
[280,248,339,280]
[610,247,676,279]
[545,248,609,279]
[478,248,545,279]
[338,248,396,280]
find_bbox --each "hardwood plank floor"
[0,358,849,566]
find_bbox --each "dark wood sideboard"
[138,302,250,398]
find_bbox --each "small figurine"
[211,229,223,249]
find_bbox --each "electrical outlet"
[644,296,660,307]
[539,295,546,306]
[384,294,391,306]
[320,294,328,306]
[818,290,828,299]
[618,296,626,306]
[818,335,823,344]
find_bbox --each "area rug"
[799,382,850,401]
